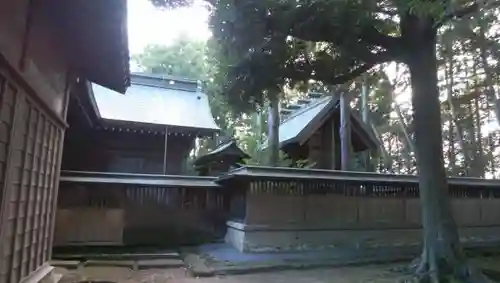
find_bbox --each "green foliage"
[133,36,236,135]
[134,37,208,79]
[148,0,500,179]
[244,149,310,168]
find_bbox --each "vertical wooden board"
[37,123,52,264]
[17,104,38,280]
[358,198,406,227]
[3,91,28,283]
[46,126,62,260]
[245,193,303,225]
[53,209,71,246]
[54,208,124,245]
[33,114,46,268]
[43,125,57,259]
[451,199,481,227]
[404,199,421,226]
[305,195,358,227]
[479,199,500,226]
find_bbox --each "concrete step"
[137,259,184,269]
[54,252,180,261]
[50,260,80,269]
[60,258,186,270]
[84,260,135,268]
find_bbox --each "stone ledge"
[188,243,500,277]
[19,263,59,283]
[53,252,180,261]
[226,221,422,232]
[227,221,500,232]
[50,260,80,269]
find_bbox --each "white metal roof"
[91,75,220,131]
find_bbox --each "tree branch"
[267,2,402,52]
[436,0,500,28]
[311,51,393,85]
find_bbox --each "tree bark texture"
[404,22,490,282]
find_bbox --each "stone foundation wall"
[226,221,500,252]
[225,194,500,252]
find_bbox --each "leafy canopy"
[201,0,497,110]
[151,0,499,111]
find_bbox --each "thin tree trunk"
[445,40,472,173]
[387,132,394,171]
[404,24,487,282]
[268,93,280,166]
[477,11,500,125]
[474,95,485,177]
[489,133,496,177]
[394,103,416,154]
[448,119,456,174]
[371,124,392,171]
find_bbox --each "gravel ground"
[56,265,402,283]
[55,257,500,283]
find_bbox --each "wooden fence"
[219,166,500,252]
[54,171,227,247]
[54,166,500,251]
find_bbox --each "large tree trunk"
[404,23,489,283]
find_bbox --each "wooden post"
[268,94,280,166]
[340,91,352,170]
[330,95,337,169]
[361,79,371,170]
[163,126,168,175]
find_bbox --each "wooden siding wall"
[0,69,65,283]
[62,130,195,175]
[225,175,500,251]
[305,115,366,170]
[0,2,70,281]
[55,182,227,247]
[0,1,68,118]
[307,118,338,169]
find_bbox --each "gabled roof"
[262,94,378,150]
[90,73,220,133]
[194,138,250,166]
[279,96,335,146]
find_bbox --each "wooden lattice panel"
[0,70,64,283]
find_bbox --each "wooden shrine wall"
[62,130,195,175]
[54,179,227,247]
[225,176,500,252]
[0,64,67,283]
[0,2,71,282]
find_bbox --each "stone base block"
[225,221,500,253]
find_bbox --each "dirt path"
[57,265,402,283]
[56,257,500,283]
